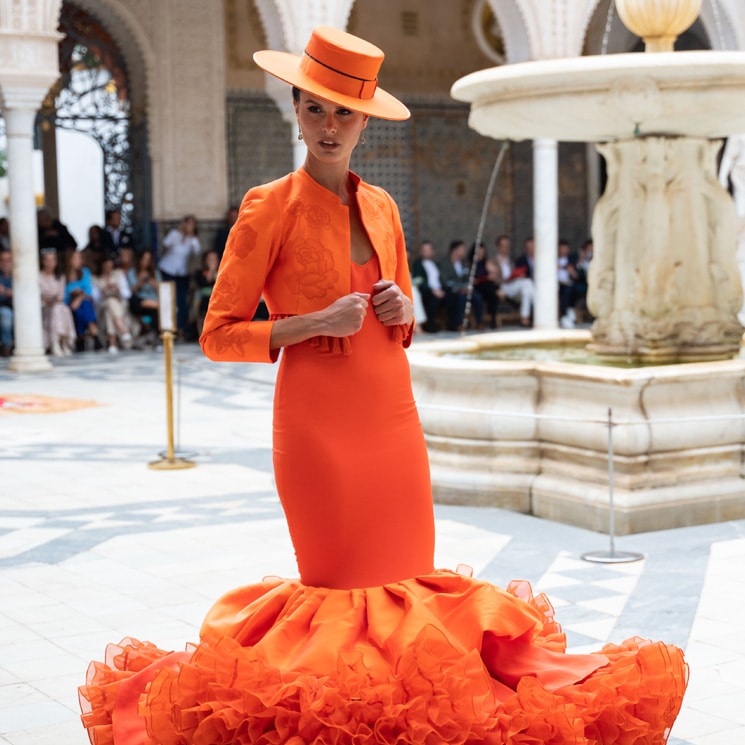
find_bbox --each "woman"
[80,27,687,744]
[39,249,75,356]
[92,253,133,353]
[83,224,108,270]
[128,249,161,343]
[190,248,219,335]
[157,214,200,338]
[64,249,102,351]
[471,241,499,329]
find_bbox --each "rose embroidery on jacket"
[286,200,332,229]
[286,238,339,299]
[209,274,242,315]
[230,220,259,259]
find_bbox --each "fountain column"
[533,138,559,328]
[587,135,743,359]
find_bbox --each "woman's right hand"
[318,292,370,337]
[268,292,370,351]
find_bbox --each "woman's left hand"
[371,279,413,326]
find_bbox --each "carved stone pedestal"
[588,136,743,361]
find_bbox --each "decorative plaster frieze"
[0,33,61,74]
[0,0,62,33]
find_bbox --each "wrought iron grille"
[38,3,132,231]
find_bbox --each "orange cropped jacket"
[200,168,413,363]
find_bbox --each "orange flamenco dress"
[79,258,687,745]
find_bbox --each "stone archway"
[42,0,153,249]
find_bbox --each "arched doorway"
[37,1,151,249]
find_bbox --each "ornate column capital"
[0,31,63,109]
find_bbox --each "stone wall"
[225,92,591,259]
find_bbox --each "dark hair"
[292,86,301,104]
[449,239,465,254]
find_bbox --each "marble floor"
[1,341,743,745]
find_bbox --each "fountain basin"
[450,51,745,142]
[409,329,745,534]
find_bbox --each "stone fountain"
[409,0,745,534]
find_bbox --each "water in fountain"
[709,0,726,48]
[447,342,745,368]
[601,0,616,54]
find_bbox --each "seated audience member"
[0,250,13,357]
[440,239,484,331]
[38,208,77,253]
[92,254,133,353]
[0,217,10,252]
[471,241,499,328]
[118,246,136,289]
[496,235,534,327]
[571,239,593,321]
[128,249,161,344]
[39,249,75,356]
[191,249,219,335]
[64,249,102,351]
[557,238,578,328]
[410,240,446,333]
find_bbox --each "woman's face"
[69,251,82,269]
[294,91,368,167]
[139,251,153,270]
[205,252,218,271]
[41,252,57,272]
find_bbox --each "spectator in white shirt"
[158,215,201,338]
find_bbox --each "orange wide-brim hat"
[253,26,410,121]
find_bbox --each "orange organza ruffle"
[79,571,687,745]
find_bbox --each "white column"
[533,138,559,329]
[4,103,51,372]
[0,0,63,373]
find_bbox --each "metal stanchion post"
[157,354,197,463]
[582,407,643,563]
[149,282,196,471]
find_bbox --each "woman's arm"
[82,268,93,297]
[269,293,370,349]
[200,187,283,362]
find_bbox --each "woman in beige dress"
[92,254,133,353]
[39,249,76,356]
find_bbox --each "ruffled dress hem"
[79,570,687,745]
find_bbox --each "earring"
[297,131,303,141]
[360,133,366,145]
